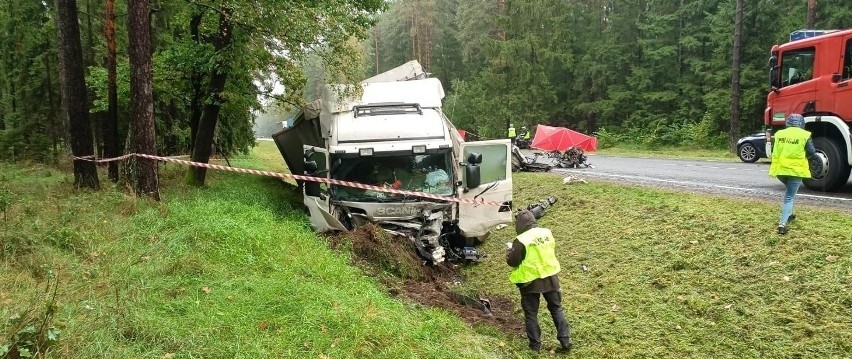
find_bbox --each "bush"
[594,127,622,149]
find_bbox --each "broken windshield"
[332,151,453,202]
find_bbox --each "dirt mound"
[327,225,522,334]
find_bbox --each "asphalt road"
[542,154,852,211]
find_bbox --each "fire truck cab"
[766,29,852,192]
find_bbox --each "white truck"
[273,61,513,264]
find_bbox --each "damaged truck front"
[273,62,513,264]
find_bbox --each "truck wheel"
[803,137,852,192]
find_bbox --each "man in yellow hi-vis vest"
[769,113,816,235]
[506,210,572,353]
[508,123,516,145]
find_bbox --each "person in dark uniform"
[506,209,572,353]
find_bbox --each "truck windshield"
[780,47,815,87]
[332,151,453,202]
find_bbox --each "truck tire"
[803,137,852,192]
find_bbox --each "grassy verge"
[1,142,509,358]
[463,172,851,357]
[3,142,849,358]
[596,145,743,161]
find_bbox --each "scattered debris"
[549,147,593,169]
[495,224,509,230]
[581,264,589,272]
[523,196,558,219]
[562,176,587,184]
[511,145,552,172]
[327,225,523,334]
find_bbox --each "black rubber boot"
[556,339,572,353]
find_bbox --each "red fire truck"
[766,29,852,192]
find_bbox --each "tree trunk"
[186,8,232,187]
[127,0,160,199]
[55,0,99,189]
[0,82,4,130]
[44,51,58,156]
[373,26,379,75]
[806,0,816,30]
[188,12,204,151]
[104,0,118,181]
[729,0,743,152]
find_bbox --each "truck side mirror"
[304,160,321,196]
[769,66,780,89]
[467,152,482,164]
[465,164,481,189]
[305,160,318,173]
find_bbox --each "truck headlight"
[359,148,373,156]
[412,145,426,154]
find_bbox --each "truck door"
[772,46,818,122]
[831,37,852,121]
[302,145,346,231]
[457,140,513,237]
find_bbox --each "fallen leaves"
[782,276,791,282]
[202,286,212,294]
[825,255,838,262]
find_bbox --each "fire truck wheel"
[803,137,851,192]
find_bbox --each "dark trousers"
[521,290,571,349]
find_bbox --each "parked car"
[736,132,768,163]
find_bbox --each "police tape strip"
[73,153,504,207]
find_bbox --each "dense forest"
[1,0,851,185]
[365,0,852,147]
[0,0,383,193]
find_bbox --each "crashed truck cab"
[274,62,513,264]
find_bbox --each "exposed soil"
[327,225,523,334]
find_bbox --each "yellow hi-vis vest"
[524,131,531,140]
[508,126,516,138]
[509,227,561,284]
[769,127,812,178]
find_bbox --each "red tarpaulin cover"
[457,129,467,141]
[531,124,597,152]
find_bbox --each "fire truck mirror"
[770,67,780,89]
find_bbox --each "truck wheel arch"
[803,115,852,167]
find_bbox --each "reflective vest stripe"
[509,227,561,284]
[769,127,811,178]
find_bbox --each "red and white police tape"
[73,153,504,207]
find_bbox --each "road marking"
[798,193,852,201]
[558,170,852,202]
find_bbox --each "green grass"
[463,172,852,357]
[597,145,742,161]
[3,142,850,358]
[1,142,509,358]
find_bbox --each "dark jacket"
[506,210,560,294]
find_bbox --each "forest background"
[1,0,850,167]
